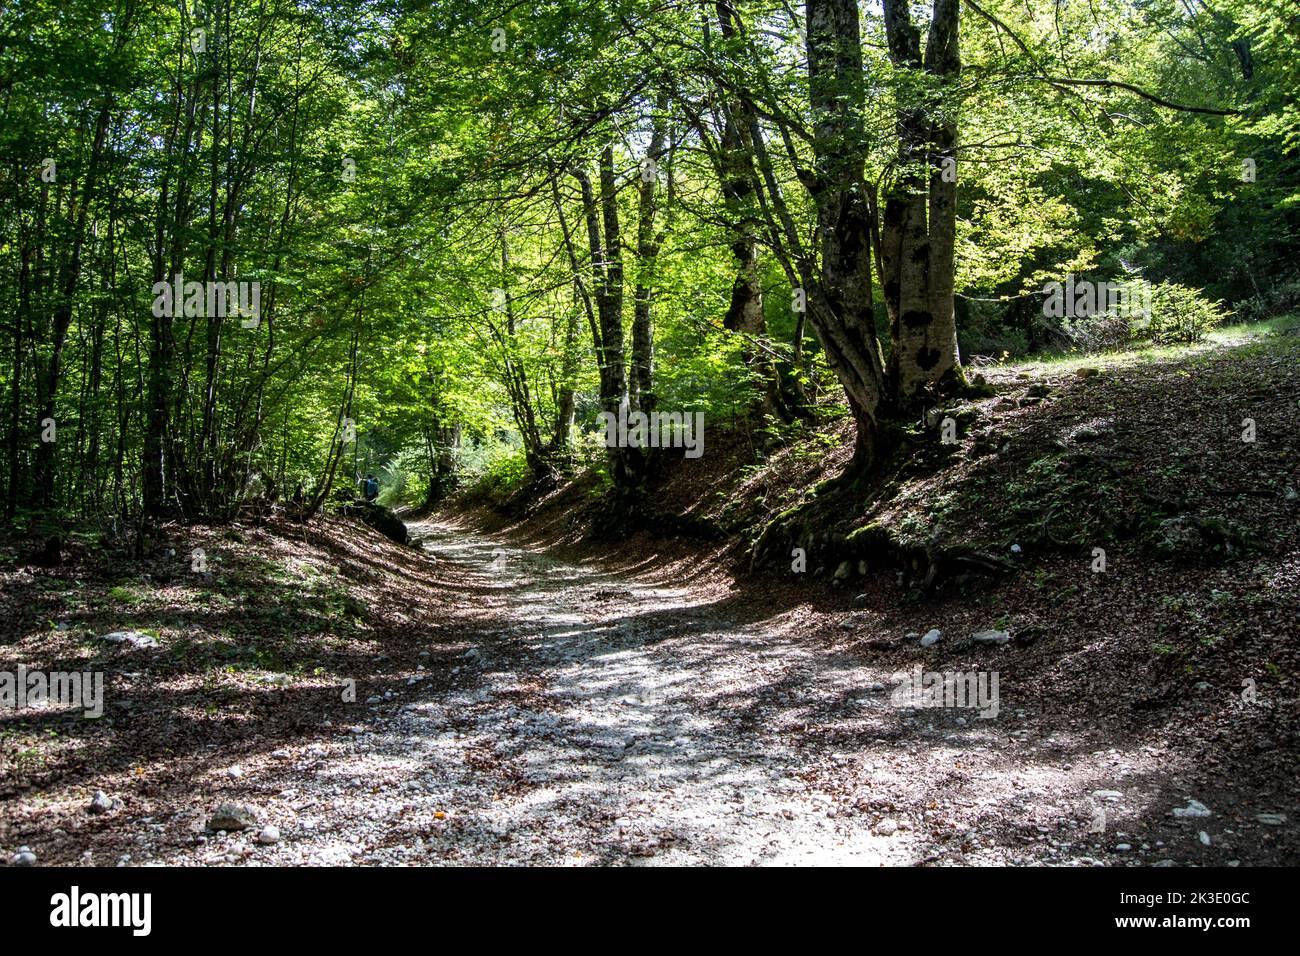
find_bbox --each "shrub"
[1137,281,1231,345]
[376,449,424,509]
[463,443,530,500]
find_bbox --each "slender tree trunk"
[549,169,595,457]
[629,92,667,416]
[304,308,362,519]
[423,418,458,508]
[493,226,554,486]
[143,29,202,519]
[711,0,790,422]
[6,227,30,518]
[34,97,113,506]
[574,154,630,482]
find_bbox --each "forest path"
[357,519,914,865]
[235,519,1136,867]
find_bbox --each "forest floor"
[1,320,1297,866]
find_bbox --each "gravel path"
[256,521,916,865]
[144,521,1245,867]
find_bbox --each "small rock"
[11,849,37,867]
[1172,799,1211,819]
[87,790,115,815]
[1158,516,1205,557]
[852,593,869,609]
[839,612,867,632]
[226,766,244,779]
[875,819,899,836]
[920,629,941,647]
[1114,843,1131,852]
[971,629,1011,645]
[833,561,852,582]
[100,630,159,649]
[1256,813,1286,826]
[1198,831,1211,846]
[1076,366,1100,378]
[271,749,291,760]
[207,803,258,832]
[255,825,281,846]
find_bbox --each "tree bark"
[880,0,962,404]
[33,96,113,506]
[804,0,889,470]
[629,92,668,416]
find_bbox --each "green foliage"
[1140,282,1233,345]
[0,0,1293,521]
[376,449,424,511]
[461,442,531,500]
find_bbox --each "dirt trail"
[331,520,914,865]
[7,332,1295,868]
[253,522,904,868]
[70,516,1255,868]
[144,519,1214,867]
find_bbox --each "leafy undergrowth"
[0,517,476,864]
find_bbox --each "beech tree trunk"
[880,0,962,404]
[629,92,667,418]
[804,0,889,470]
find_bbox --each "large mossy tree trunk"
[804,0,890,473]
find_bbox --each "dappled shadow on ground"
[2,328,1297,864]
[388,330,1299,865]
